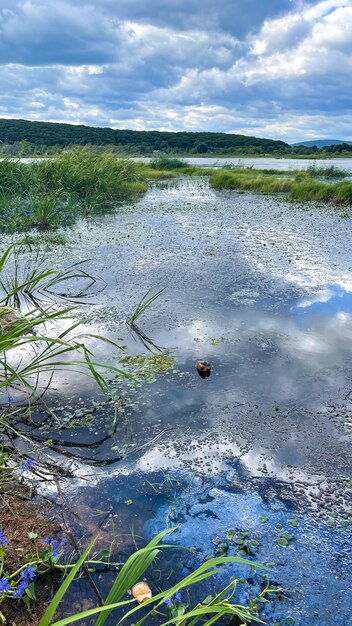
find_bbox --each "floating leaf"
[259,516,269,523]
[124,499,133,506]
[326,518,336,527]
[277,537,289,547]
[288,519,298,527]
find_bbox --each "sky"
[0,0,351,143]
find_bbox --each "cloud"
[0,0,351,142]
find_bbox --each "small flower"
[6,394,14,403]
[175,591,182,603]
[0,577,10,593]
[0,530,8,546]
[43,535,64,557]
[165,597,173,607]
[13,580,28,598]
[19,458,34,471]
[43,535,53,545]
[20,565,36,582]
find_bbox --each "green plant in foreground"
[39,528,271,626]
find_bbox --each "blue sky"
[0,0,351,142]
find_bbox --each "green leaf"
[288,519,298,527]
[39,539,96,626]
[277,537,289,547]
[28,532,38,540]
[326,518,336,527]
[124,500,133,506]
[259,517,269,523]
[100,549,110,558]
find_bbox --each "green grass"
[0,150,148,232]
[149,155,188,170]
[306,164,349,178]
[39,528,271,626]
[210,168,352,208]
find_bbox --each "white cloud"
[0,0,351,141]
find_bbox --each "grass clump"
[210,168,352,208]
[306,164,349,178]
[35,151,147,215]
[0,150,148,232]
[211,170,292,194]
[149,155,188,170]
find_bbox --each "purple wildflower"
[175,591,182,603]
[0,578,10,593]
[6,394,14,403]
[165,597,173,607]
[0,531,8,546]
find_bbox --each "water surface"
[22,177,352,624]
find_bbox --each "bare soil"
[0,482,61,626]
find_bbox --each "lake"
[14,176,352,625]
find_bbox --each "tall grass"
[306,164,349,178]
[149,156,188,170]
[35,151,147,213]
[0,150,148,231]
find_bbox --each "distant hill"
[0,118,289,154]
[293,139,352,148]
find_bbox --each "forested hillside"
[0,118,288,154]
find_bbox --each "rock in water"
[131,581,152,604]
[196,360,211,378]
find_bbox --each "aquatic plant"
[210,168,352,208]
[0,243,103,310]
[0,151,148,232]
[149,155,188,170]
[39,529,272,626]
[0,244,127,415]
[306,164,349,178]
[127,286,165,326]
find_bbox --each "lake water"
[141,156,352,172]
[10,177,352,625]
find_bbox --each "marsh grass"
[127,286,165,326]
[306,164,349,178]
[0,150,148,232]
[211,169,352,207]
[149,155,188,170]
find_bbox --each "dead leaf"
[131,581,152,604]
